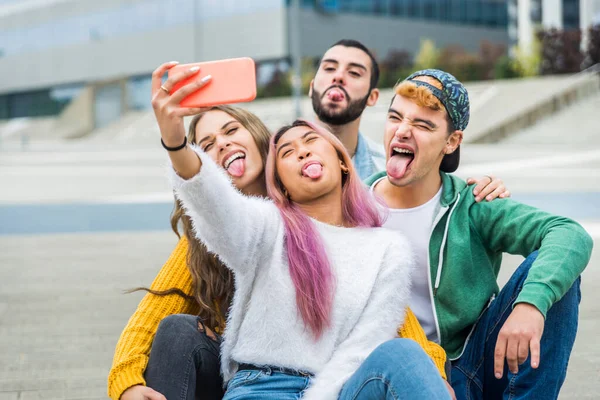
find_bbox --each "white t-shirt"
[371,177,442,342]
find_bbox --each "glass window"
[94,83,123,129]
[424,1,436,19]
[373,0,387,15]
[562,0,580,29]
[407,0,420,18]
[0,94,9,120]
[9,91,53,118]
[50,84,84,104]
[389,0,404,16]
[127,75,153,111]
[439,0,451,20]
[449,0,464,23]
[0,83,83,120]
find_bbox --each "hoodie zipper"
[426,193,460,344]
[433,193,461,295]
[426,204,448,343]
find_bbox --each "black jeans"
[145,314,224,400]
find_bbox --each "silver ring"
[160,85,169,94]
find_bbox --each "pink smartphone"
[168,57,257,107]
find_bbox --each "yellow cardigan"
[108,237,447,399]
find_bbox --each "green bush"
[256,68,292,98]
[494,56,520,79]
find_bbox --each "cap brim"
[440,146,460,173]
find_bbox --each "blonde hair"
[394,76,454,132]
[171,105,271,331]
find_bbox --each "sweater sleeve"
[398,308,447,380]
[169,146,280,276]
[302,240,413,400]
[107,237,199,400]
[469,198,593,317]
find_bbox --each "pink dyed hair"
[265,119,384,338]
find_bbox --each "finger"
[169,75,212,105]
[151,61,179,95]
[445,381,457,400]
[477,179,500,201]
[471,180,486,197]
[517,336,530,366]
[206,328,218,341]
[530,337,541,369]
[506,335,519,374]
[485,185,506,202]
[162,66,202,94]
[500,190,511,199]
[142,387,166,400]
[466,177,477,185]
[443,380,455,400]
[472,175,493,198]
[494,333,508,379]
[172,106,212,118]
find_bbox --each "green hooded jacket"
[365,171,593,359]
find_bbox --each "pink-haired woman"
[161,113,451,399]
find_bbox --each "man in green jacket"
[366,69,593,399]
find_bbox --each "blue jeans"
[222,368,311,400]
[223,339,450,399]
[339,339,451,399]
[451,252,581,400]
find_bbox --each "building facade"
[508,0,600,54]
[0,0,509,125]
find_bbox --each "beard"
[311,85,370,126]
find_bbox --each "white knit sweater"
[169,147,414,400]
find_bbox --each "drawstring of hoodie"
[434,193,460,296]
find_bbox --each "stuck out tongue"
[327,90,344,102]
[303,163,323,179]
[227,158,246,177]
[386,155,412,180]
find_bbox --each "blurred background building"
[0,0,598,138]
[509,0,600,54]
[0,0,511,128]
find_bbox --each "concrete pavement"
[0,233,597,399]
[1,92,599,399]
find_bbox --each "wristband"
[161,137,187,152]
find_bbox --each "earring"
[283,188,290,198]
[340,161,349,174]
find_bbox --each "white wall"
[0,0,143,30]
[0,2,287,94]
[543,0,563,28]
[518,0,535,53]
[581,0,600,28]
[581,0,600,52]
